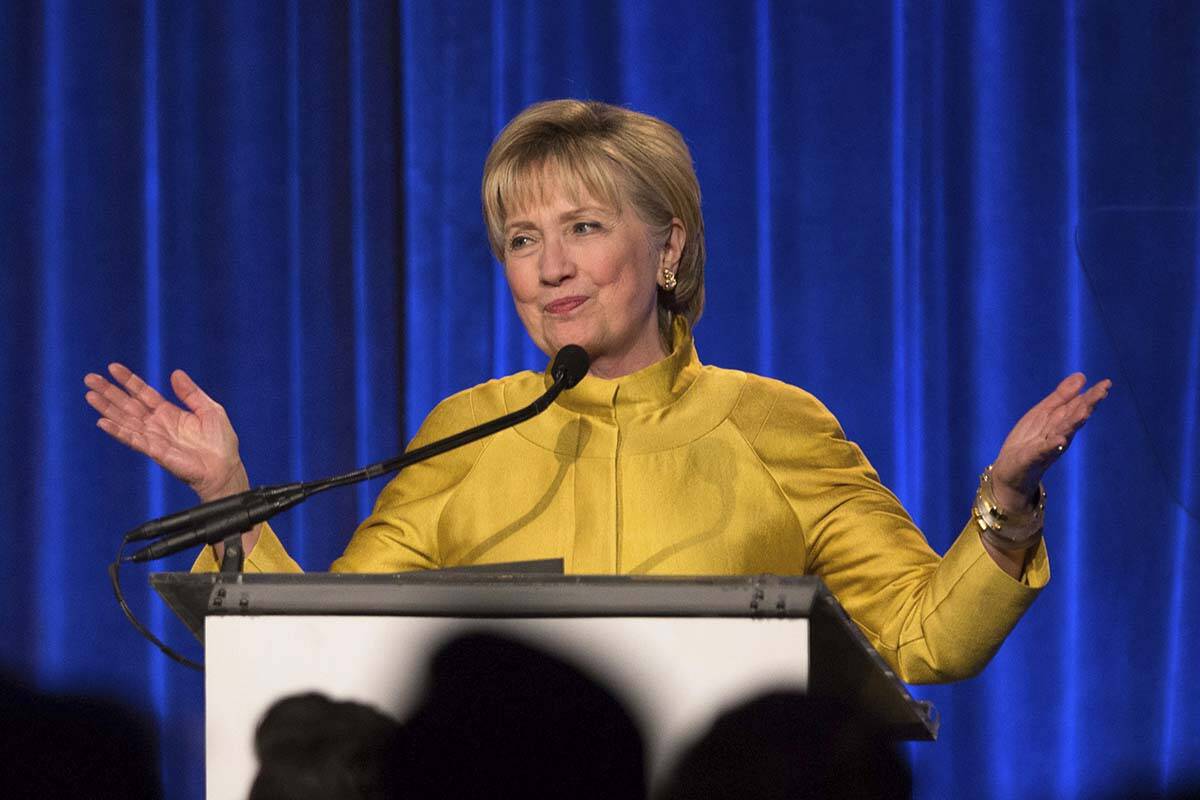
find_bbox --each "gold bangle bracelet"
[972,465,1044,548]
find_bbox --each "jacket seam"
[726,386,811,573]
[894,543,986,650]
[746,379,780,448]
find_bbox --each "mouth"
[544,296,589,315]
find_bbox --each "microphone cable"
[109,535,204,672]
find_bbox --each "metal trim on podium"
[151,568,937,741]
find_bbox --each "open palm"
[84,364,248,502]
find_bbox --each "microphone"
[123,483,304,543]
[551,344,589,388]
[124,486,308,563]
[125,345,591,563]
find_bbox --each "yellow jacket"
[195,328,1048,684]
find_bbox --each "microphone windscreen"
[551,345,590,388]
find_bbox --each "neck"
[587,339,670,380]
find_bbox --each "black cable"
[109,537,204,672]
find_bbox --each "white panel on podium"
[205,615,809,800]
[150,571,936,799]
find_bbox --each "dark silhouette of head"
[656,691,912,800]
[249,692,401,800]
[397,631,646,800]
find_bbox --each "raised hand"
[991,373,1112,512]
[84,364,249,503]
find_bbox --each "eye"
[508,234,534,251]
[571,221,601,235]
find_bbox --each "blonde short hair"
[482,99,706,346]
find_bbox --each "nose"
[538,233,575,285]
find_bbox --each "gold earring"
[661,268,677,292]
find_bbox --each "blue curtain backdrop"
[2,2,1198,798]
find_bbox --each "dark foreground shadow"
[0,674,161,799]
[250,632,645,800]
[398,632,646,799]
[655,691,912,800]
[1088,777,1200,800]
[249,636,926,799]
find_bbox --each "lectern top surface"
[151,570,828,626]
[149,569,937,741]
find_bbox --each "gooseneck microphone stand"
[109,345,590,671]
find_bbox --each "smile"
[544,296,589,315]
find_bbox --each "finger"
[170,369,218,413]
[84,373,138,417]
[1046,390,1089,430]
[88,370,159,422]
[85,371,132,401]
[1036,404,1089,452]
[1082,378,1112,411]
[1016,375,1084,430]
[1031,398,1104,467]
[105,362,139,393]
[108,362,170,413]
[1038,372,1087,411]
[83,371,115,391]
[1032,376,1104,435]
[84,389,145,429]
[1050,379,1111,434]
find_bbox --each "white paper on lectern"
[205,615,809,800]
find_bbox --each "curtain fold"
[2,2,1197,798]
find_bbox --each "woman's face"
[502,173,683,379]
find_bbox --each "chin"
[541,322,601,357]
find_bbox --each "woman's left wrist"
[973,465,1045,552]
[991,480,1038,514]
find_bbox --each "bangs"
[484,144,627,255]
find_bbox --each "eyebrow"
[505,206,617,233]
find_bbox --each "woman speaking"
[84,100,1110,684]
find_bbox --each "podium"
[152,569,937,799]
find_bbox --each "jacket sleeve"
[749,378,1050,684]
[191,388,487,574]
[190,520,303,573]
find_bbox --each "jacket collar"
[541,318,700,424]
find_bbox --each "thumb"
[171,369,217,413]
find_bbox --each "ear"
[656,218,687,285]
